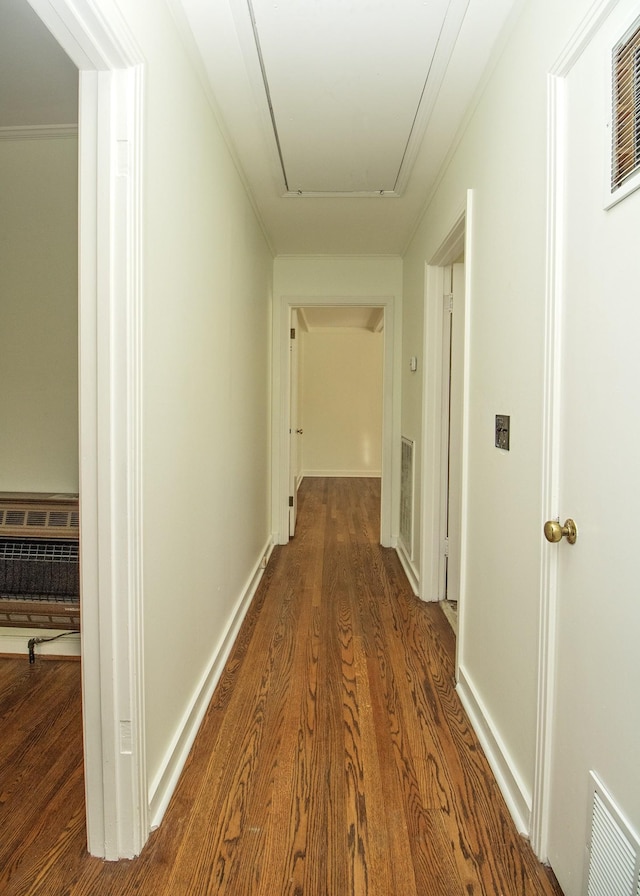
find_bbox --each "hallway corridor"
[1,478,562,895]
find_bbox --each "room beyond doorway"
[271,277,401,550]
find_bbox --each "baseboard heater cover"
[0,493,80,630]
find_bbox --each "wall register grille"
[400,437,415,560]
[612,19,640,190]
[0,494,80,629]
[585,771,640,896]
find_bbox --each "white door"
[289,312,300,536]
[544,3,640,892]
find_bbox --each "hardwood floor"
[0,477,563,895]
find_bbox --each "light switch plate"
[495,414,510,450]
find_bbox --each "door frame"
[289,308,300,536]
[272,294,399,547]
[531,0,618,860]
[420,191,472,659]
[26,0,146,859]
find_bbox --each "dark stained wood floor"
[0,477,563,895]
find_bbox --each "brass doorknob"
[544,518,577,545]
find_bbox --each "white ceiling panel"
[250,0,454,194]
[171,0,519,252]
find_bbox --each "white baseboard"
[395,543,419,596]
[302,470,382,478]
[148,537,275,829]
[456,664,532,835]
[0,627,81,659]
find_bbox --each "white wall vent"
[399,437,415,560]
[584,772,640,896]
[606,13,640,208]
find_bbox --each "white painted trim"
[0,630,81,658]
[419,195,470,606]
[395,544,420,596]
[0,124,78,141]
[457,664,532,835]
[531,68,564,865]
[81,62,147,861]
[272,295,399,548]
[148,538,274,828]
[26,0,147,861]
[531,0,619,862]
[456,192,474,685]
[420,263,446,602]
[302,470,382,478]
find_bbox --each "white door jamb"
[26,0,147,860]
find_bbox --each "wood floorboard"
[0,477,563,895]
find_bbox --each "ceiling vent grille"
[585,772,640,896]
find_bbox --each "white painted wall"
[0,136,78,493]
[274,255,402,299]
[110,0,273,811]
[402,0,602,864]
[300,328,383,477]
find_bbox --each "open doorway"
[14,0,147,860]
[289,306,385,537]
[0,0,79,651]
[421,195,470,666]
[273,293,398,550]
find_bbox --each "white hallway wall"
[300,328,383,478]
[104,0,274,816]
[402,0,604,857]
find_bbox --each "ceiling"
[2,0,518,256]
[171,0,519,255]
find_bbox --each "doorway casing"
[272,294,400,548]
[420,191,472,647]
[26,0,146,860]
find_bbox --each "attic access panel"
[248,0,463,195]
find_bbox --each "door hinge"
[443,537,449,557]
[290,328,296,339]
[444,294,453,314]
[289,496,294,507]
